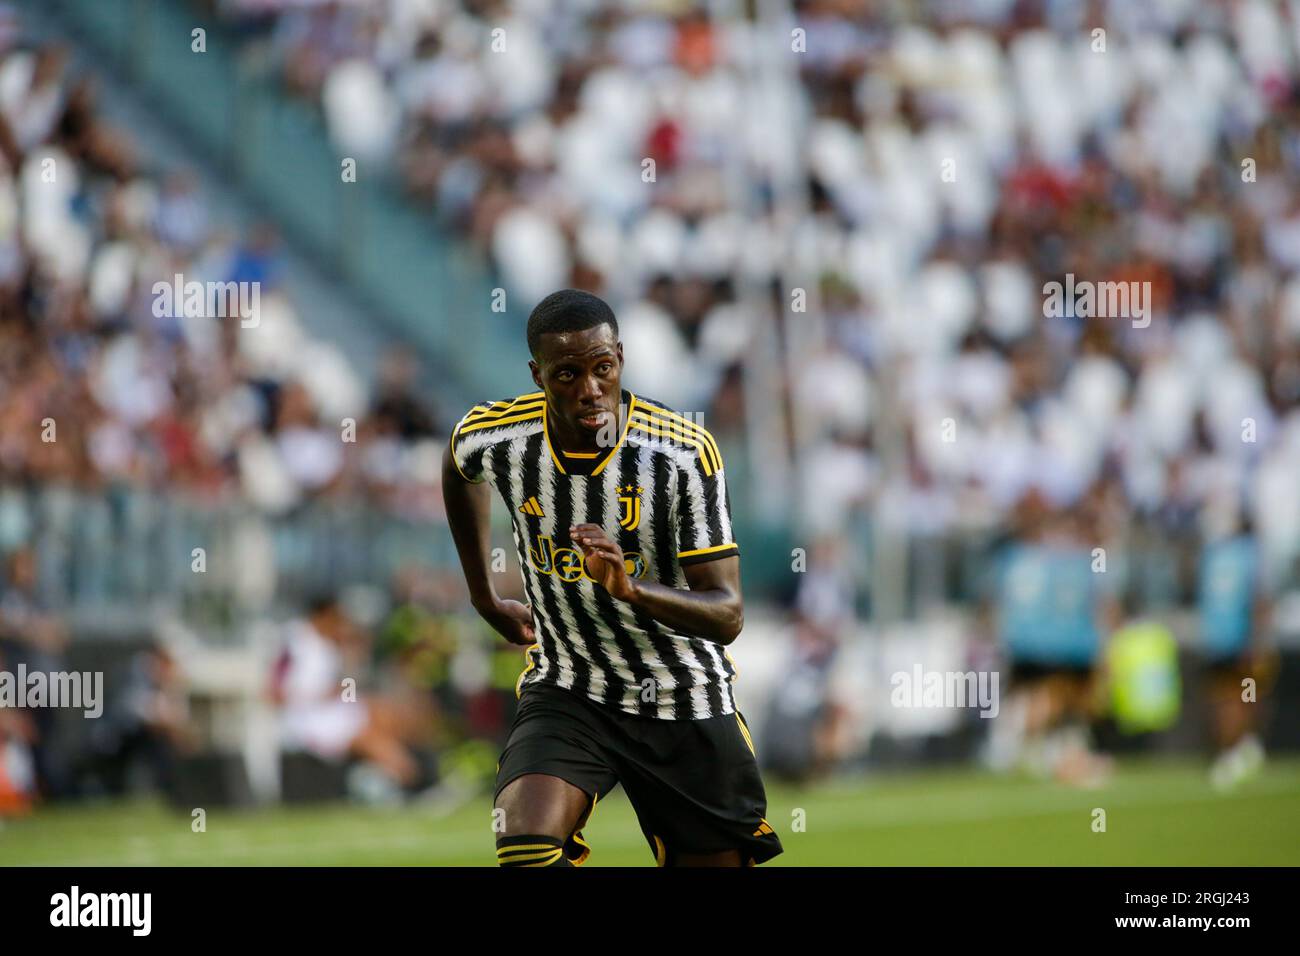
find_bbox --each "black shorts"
[494,682,783,867]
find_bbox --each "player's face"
[530,324,624,436]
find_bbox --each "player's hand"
[571,523,636,602]
[480,598,537,646]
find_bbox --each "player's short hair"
[526,289,619,359]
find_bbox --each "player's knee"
[495,773,587,838]
[494,787,554,839]
[496,834,572,867]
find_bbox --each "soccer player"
[441,289,782,867]
[1198,510,1274,790]
[985,497,1115,786]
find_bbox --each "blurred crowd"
[212,0,1300,587]
[3,0,1298,808]
[0,25,448,517]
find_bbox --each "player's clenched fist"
[571,523,636,602]
[479,598,537,646]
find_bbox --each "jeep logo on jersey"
[618,484,643,531]
[528,533,647,583]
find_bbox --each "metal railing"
[1,480,810,634]
[8,483,1285,643]
[1,484,458,638]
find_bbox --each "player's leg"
[349,696,430,787]
[492,684,618,867]
[367,692,438,747]
[348,721,420,787]
[1207,660,1266,790]
[495,772,589,841]
[1051,670,1112,787]
[997,664,1054,775]
[1209,666,1252,750]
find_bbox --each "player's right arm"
[441,435,536,647]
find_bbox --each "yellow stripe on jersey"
[462,401,511,421]
[542,402,567,473]
[628,414,717,476]
[543,395,634,476]
[629,413,722,474]
[451,394,548,481]
[635,404,723,471]
[736,713,756,756]
[515,643,540,699]
[463,393,544,423]
[464,400,546,425]
[591,395,636,477]
[678,543,739,560]
[461,400,547,428]
[457,409,544,436]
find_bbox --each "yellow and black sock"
[496,834,572,867]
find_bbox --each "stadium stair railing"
[33,0,530,404]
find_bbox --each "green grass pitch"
[3,757,1297,866]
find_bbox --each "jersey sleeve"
[449,403,493,484]
[674,439,740,568]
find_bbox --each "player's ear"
[616,341,624,367]
[529,359,542,390]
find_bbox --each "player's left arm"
[570,523,743,645]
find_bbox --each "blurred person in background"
[985,494,1116,787]
[1197,504,1277,790]
[377,565,525,806]
[372,349,439,441]
[761,535,857,783]
[376,565,458,708]
[0,547,65,664]
[1102,595,1182,742]
[270,592,437,800]
[0,545,71,797]
[82,642,197,798]
[0,646,36,815]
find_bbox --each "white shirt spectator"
[322,58,399,163]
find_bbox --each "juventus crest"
[618,484,643,531]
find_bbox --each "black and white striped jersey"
[450,388,742,720]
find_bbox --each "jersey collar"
[544,390,636,477]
